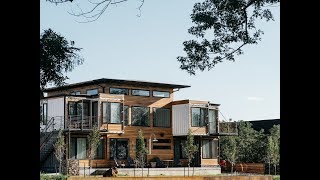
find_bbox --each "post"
[84,162,85,177]
[149,138,152,155]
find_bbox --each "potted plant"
[150,157,157,168]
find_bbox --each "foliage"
[177,0,280,75]
[273,175,280,180]
[236,121,266,163]
[220,134,237,172]
[88,125,101,166]
[40,173,67,180]
[136,129,148,168]
[182,129,198,168]
[269,124,280,174]
[40,28,83,94]
[53,129,66,174]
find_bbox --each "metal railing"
[65,115,98,130]
[219,121,238,135]
[40,116,65,149]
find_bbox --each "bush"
[40,173,67,180]
[273,175,280,180]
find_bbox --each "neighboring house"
[40,78,237,172]
[248,119,280,134]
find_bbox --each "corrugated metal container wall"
[47,97,65,130]
[172,104,190,136]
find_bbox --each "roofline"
[44,78,191,92]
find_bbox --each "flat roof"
[44,78,191,92]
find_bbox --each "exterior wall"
[172,104,189,136]
[40,97,65,131]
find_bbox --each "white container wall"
[48,97,65,130]
[172,104,190,136]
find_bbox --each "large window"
[68,101,89,118]
[110,139,129,160]
[102,102,123,124]
[208,109,217,133]
[110,87,129,95]
[132,89,150,96]
[94,138,105,159]
[202,139,218,159]
[131,106,150,126]
[153,91,170,98]
[153,108,170,127]
[70,137,87,159]
[71,91,81,95]
[41,103,48,125]
[191,107,207,127]
[86,89,99,95]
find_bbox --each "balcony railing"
[218,121,238,135]
[65,115,98,130]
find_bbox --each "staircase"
[40,117,64,168]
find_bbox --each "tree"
[87,125,101,171]
[177,0,280,75]
[265,135,273,174]
[40,28,83,97]
[46,0,279,73]
[46,0,145,22]
[136,129,148,176]
[54,129,66,174]
[268,124,280,175]
[182,129,198,176]
[236,121,266,163]
[220,135,237,173]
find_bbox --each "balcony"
[65,115,99,130]
[217,121,238,135]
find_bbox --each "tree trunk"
[59,159,62,174]
[231,164,234,174]
[274,164,276,175]
[192,166,195,176]
[268,162,270,175]
[188,163,190,177]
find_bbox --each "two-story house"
[40,78,237,172]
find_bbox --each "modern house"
[40,78,237,172]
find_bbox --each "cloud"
[247,97,264,101]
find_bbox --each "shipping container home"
[40,78,237,172]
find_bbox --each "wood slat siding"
[201,159,218,166]
[172,104,189,136]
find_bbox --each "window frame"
[191,107,208,127]
[202,139,218,159]
[131,89,150,97]
[131,106,150,127]
[42,103,48,125]
[109,87,129,95]
[153,107,171,128]
[110,138,129,160]
[71,91,81,95]
[69,137,88,160]
[152,90,170,98]
[86,88,99,95]
[102,102,123,124]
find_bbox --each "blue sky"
[40,0,279,121]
